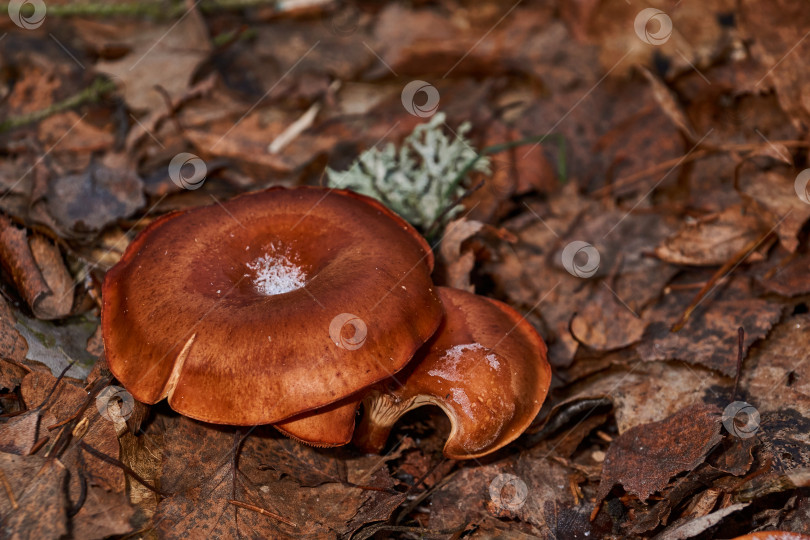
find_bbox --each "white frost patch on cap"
[450,388,474,418]
[246,245,307,295]
[429,343,499,381]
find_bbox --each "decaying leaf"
[36,163,145,242]
[0,455,69,539]
[0,217,74,320]
[597,404,723,503]
[655,205,767,266]
[437,217,485,292]
[638,280,783,376]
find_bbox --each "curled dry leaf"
[739,170,810,253]
[438,217,485,292]
[570,285,647,351]
[655,204,767,266]
[95,12,211,115]
[739,0,810,130]
[0,217,73,320]
[27,236,74,320]
[639,66,698,141]
[0,296,29,390]
[654,503,750,540]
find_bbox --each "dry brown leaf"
[27,235,73,320]
[35,163,145,243]
[0,455,69,539]
[640,66,698,140]
[655,204,767,266]
[739,170,810,253]
[597,403,723,503]
[740,0,810,130]
[21,372,126,494]
[759,252,810,297]
[438,218,485,292]
[151,416,403,539]
[0,218,74,320]
[95,12,211,115]
[570,296,646,352]
[637,279,782,376]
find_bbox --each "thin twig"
[670,231,774,332]
[35,360,78,411]
[48,376,111,430]
[80,441,171,497]
[0,469,18,510]
[732,327,745,400]
[594,139,810,197]
[0,78,116,133]
[227,499,297,527]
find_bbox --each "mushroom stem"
[353,392,422,453]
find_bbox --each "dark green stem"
[0,78,117,133]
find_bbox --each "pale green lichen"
[327,113,489,230]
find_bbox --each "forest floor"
[0,0,809,538]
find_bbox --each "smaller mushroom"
[276,286,550,459]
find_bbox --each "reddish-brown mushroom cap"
[352,286,551,459]
[274,399,360,447]
[101,186,443,427]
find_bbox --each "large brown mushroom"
[101,186,443,426]
[276,286,551,459]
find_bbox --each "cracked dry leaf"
[560,360,726,435]
[626,464,730,535]
[597,403,723,503]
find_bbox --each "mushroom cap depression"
[102,187,443,426]
[354,286,551,459]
